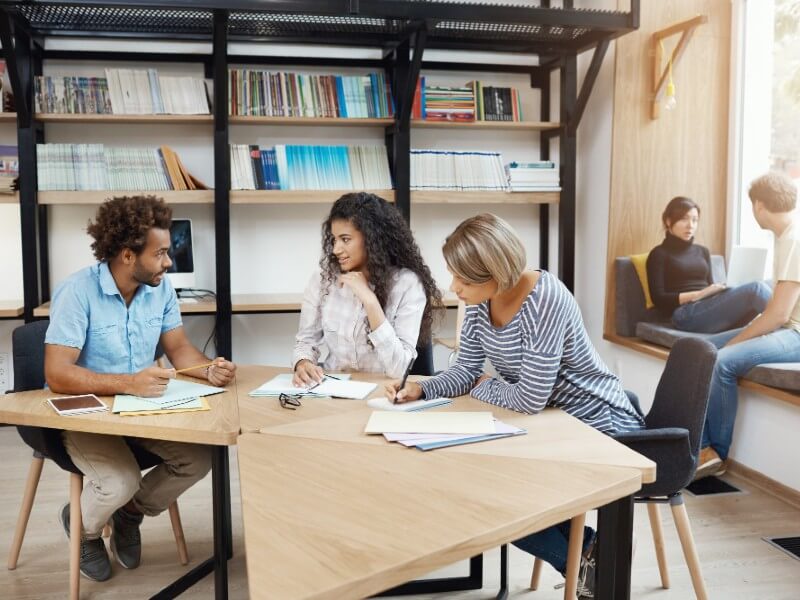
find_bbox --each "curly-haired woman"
[292,192,442,385]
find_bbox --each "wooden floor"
[0,426,798,599]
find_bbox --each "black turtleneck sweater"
[646,233,712,314]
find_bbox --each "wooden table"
[237,375,655,600]
[0,379,240,599]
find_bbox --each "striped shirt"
[420,271,643,435]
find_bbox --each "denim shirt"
[45,262,183,374]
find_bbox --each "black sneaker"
[110,506,144,569]
[59,503,112,582]
[576,535,597,600]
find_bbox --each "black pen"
[307,373,340,392]
[393,356,416,404]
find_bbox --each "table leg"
[150,445,231,600]
[496,544,509,600]
[596,495,634,600]
[373,554,483,596]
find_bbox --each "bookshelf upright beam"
[559,53,578,292]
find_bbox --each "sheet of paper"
[118,397,210,417]
[310,378,377,399]
[249,373,351,397]
[112,379,224,414]
[364,411,495,435]
[383,421,523,444]
[367,396,452,412]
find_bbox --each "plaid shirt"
[293,268,426,377]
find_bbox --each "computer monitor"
[167,218,196,290]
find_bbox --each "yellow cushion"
[629,252,655,309]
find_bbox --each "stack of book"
[410,149,508,191]
[229,70,394,118]
[505,161,560,191]
[0,144,18,194]
[411,77,475,121]
[36,143,206,191]
[230,144,392,191]
[411,78,524,122]
[35,69,210,115]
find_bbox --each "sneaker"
[576,536,597,600]
[110,506,143,569]
[59,503,112,582]
[694,447,723,480]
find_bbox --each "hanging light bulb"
[662,40,677,111]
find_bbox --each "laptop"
[726,246,768,287]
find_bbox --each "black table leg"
[596,495,634,600]
[150,445,231,600]
[374,554,483,596]
[496,544,509,600]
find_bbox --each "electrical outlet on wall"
[0,352,8,393]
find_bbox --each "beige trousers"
[62,431,212,538]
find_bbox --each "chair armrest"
[613,427,689,444]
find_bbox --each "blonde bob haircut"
[443,213,526,292]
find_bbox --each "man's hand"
[385,380,423,404]
[207,357,236,386]
[130,366,175,397]
[293,359,324,387]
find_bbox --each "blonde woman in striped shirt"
[387,213,643,599]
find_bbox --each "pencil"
[175,361,215,374]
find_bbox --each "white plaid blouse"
[292,268,426,378]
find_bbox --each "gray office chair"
[7,321,189,597]
[528,337,717,600]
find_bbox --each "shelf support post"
[212,8,232,359]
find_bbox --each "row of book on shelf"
[35,69,210,115]
[33,142,559,193]
[229,70,394,118]
[230,144,392,191]
[0,144,19,194]
[411,77,524,122]
[36,144,205,191]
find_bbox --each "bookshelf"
[0,112,16,122]
[0,0,639,365]
[0,300,24,319]
[0,192,19,203]
[38,190,214,205]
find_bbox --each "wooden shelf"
[229,116,393,126]
[231,190,395,204]
[411,190,559,205]
[411,119,560,131]
[0,301,24,318]
[34,298,216,317]
[0,112,17,123]
[0,192,20,204]
[232,293,303,313]
[38,190,214,205]
[35,113,213,124]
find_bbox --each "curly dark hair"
[320,192,443,343]
[87,195,172,262]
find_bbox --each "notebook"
[112,379,225,413]
[726,246,768,287]
[367,396,452,412]
[364,411,495,435]
[249,373,351,397]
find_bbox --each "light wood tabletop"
[255,395,656,484]
[238,432,642,600]
[0,376,240,445]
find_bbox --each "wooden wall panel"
[604,0,732,335]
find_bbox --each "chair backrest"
[614,255,727,337]
[411,340,435,376]
[12,320,50,392]
[646,337,717,457]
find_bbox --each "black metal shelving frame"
[0,2,639,599]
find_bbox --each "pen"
[175,361,215,374]
[393,356,416,404]
[306,373,339,392]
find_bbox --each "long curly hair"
[320,192,443,343]
[87,195,172,261]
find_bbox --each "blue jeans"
[702,326,800,459]
[511,521,594,574]
[672,281,771,334]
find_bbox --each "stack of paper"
[364,411,526,451]
[249,373,377,400]
[112,379,225,416]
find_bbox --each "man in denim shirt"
[45,195,236,581]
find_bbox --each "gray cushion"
[745,363,800,391]
[635,322,720,349]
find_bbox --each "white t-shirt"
[773,219,800,331]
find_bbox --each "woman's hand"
[473,373,492,388]
[293,359,324,387]
[694,283,726,302]
[339,272,378,306]
[385,380,423,404]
